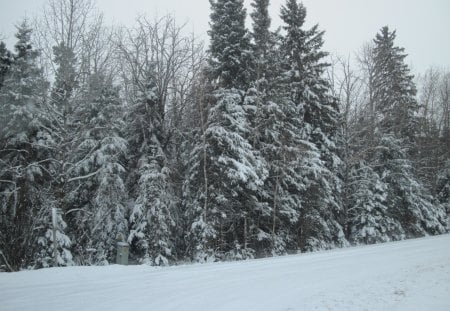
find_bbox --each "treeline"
[0,0,448,270]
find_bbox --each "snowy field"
[1,234,449,311]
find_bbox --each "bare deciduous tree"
[116,15,203,127]
[33,0,105,79]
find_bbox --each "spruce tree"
[187,88,266,260]
[184,0,268,260]
[370,27,447,237]
[208,0,252,89]
[130,157,176,265]
[182,73,217,261]
[38,41,80,266]
[0,23,47,142]
[250,0,271,53]
[67,75,128,264]
[247,1,307,254]
[0,21,73,269]
[45,42,78,226]
[250,0,273,91]
[348,161,402,244]
[124,67,178,265]
[372,27,418,140]
[255,92,307,254]
[279,0,346,250]
[51,42,78,122]
[374,135,446,237]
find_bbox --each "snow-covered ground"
[1,234,449,311]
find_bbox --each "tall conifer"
[279,0,346,250]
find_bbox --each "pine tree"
[373,134,446,237]
[68,75,128,264]
[372,27,418,140]
[0,22,47,143]
[250,0,273,91]
[247,3,305,254]
[187,88,266,260]
[51,42,78,122]
[255,92,307,254]
[370,27,447,237]
[34,198,73,268]
[37,41,80,266]
[45,42,78,223]
[348,161,402,244]
[0,21,73,269]
[208,0,252,89]
[250,0,270,54]
[182,73,218,261]
[124,70,178,265]
[279,0,346,250]
[130,157,176,265]
[182,0,267,261]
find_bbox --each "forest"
[0,0,449,271]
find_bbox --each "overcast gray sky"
[0,0,449,73]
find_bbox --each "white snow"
[1,234,449,311]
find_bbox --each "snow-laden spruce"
[0,21,73,269]
[278,0,347,250]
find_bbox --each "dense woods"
[0,0,448,271]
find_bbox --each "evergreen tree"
[51,42,78,122]
[124,72,177,265]
[0,41,12,89]
[45,41,78,226]
[187,88,266,260]
[183,0,267,261]
[38,41,80,266]
[248,4,304,254]
[208,0,252,89]
[348,161,402,244]
[250,0,271,56]
[255,92,307,254]
[279,0,346,250]
[0,23,47,142]
[68,75,128,264]
[182,74,217,262]
[370,27,447,237]
[2,0,448,271]
[373,135,446,237]
[372,27,418,140]
[130,157,176,265]
[250,0,275,91]
[0,21,73,269]
[34,198,73,268]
